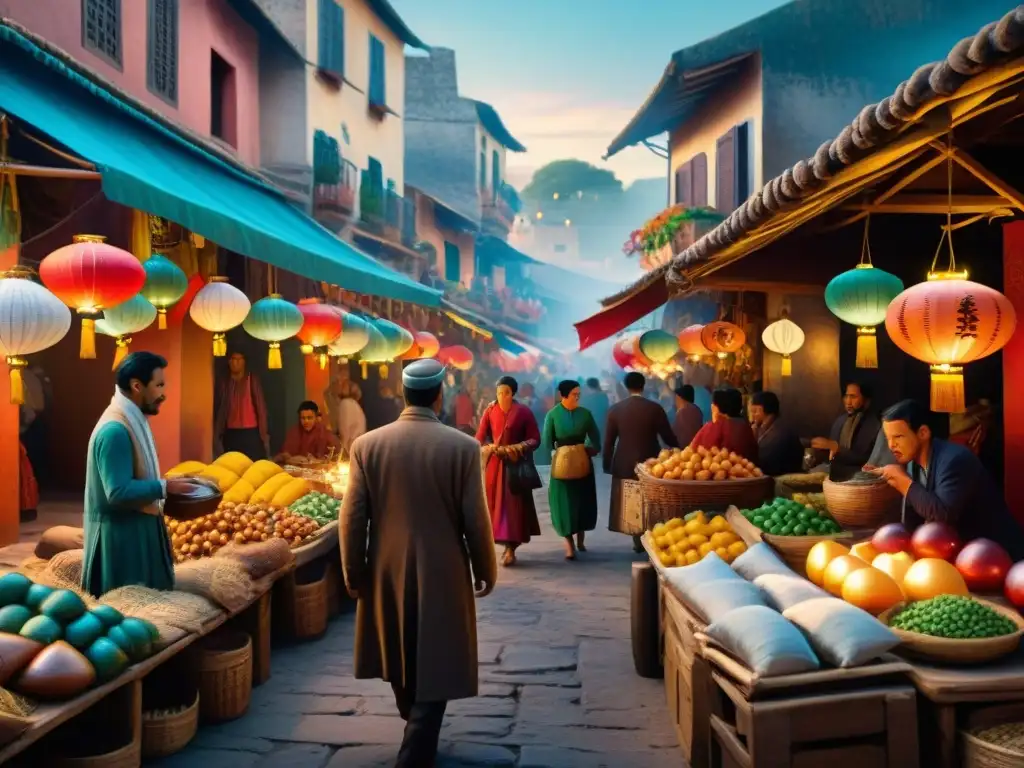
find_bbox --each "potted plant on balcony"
[359,171,384,234]
[623,205,724,271]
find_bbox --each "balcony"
[481,182,522,237]
[312,159,358,231]
[353,179,423,278]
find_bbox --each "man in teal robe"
[82,352,187,597]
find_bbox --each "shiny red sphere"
[955,539,1013,593]
[910,521,962,562]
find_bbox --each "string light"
[564,219,571,227]
[536,211,544,220]
[552,192,559,200]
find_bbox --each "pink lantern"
[612,337,635,369]
[678,324,710,359]
[438,345,474,371]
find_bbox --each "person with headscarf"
[542,380,601,560]
[690,387,759,462]
[476,376,542,566]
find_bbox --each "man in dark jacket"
[603,372,677,552]
[749,391,804,477]
[869,399,1024,560]
[811,379,881,479]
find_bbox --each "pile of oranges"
[641,446,763,482]
[649,512,748,568]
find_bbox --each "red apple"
[872,523,911,554]
[911,522,962,562]
[955,539,1013,593]
[1004,561,1024,609]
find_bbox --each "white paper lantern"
[189,276,251,356]
[96,293,158,370]
[0,269,72,404]
[761,314,805,376]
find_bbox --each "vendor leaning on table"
[275,400,341,464]
[865,399,1024,560]
[810,379,881,476]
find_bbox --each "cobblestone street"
[155,470,680,767]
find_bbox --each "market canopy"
[0,23,441,307]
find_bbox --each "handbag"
[551,444,591,481]
[496,412,542,494]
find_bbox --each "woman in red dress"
[476,376,542,567]
[690,387,759,462]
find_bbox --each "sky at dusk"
[391,0,790,189]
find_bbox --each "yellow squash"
[199,465,240,493]
[250,473,295,504]
[213,451,254,477]
[271,477,311,508]
[241,460,284,490]
[222,479,256,504]
[164,461,206,478]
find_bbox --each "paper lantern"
[413,331,439,359]
[631,335,653,368]
[639,329,679,364]
[358,321,390,379]
[885,273,1016,413]
[140,253,188,330]
[189,276,251,356]
[438,345,474,371]
[327,310,370,358]
[96,294,158,370]
[243,294,303,369]
[678,324,711,360]
[612,337,635,369]
[375,318,415,377]
[761,314,805,376]
[39,234,146,359]
[297,298,342,370]
[826,264,904,368]
[700,321,746,358]
[0,268,71,404]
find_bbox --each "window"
[82,0,122,67]
[317,0,345,79]
[367,156,383,191]
[491,150,500,201]
[368,34,386,107]
[147,0,178,104]
[674,152,707,207]
[716,121,754,212]
[210,50,237,147]
[444,241,461,283]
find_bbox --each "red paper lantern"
[885,272,1017,412]
[700,321,746,357]
[39,234,146,359]
[414,331,440,359]
[612,337,635,369]
[438,345,474,371]
[678,324,710,360]
[297,298,343,369]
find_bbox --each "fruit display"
[791,492,828,513]
[1005,561,1024,609]
[289,492,340,527]
[910,521,962,561]
[902,558,969,601]
[163,455,311,508]
[0,573,159,700]
[823,555,869,596]
[741,497,841,536]
[889,595,1018,639]
[165,500,321,562]
[806,540,851,586]
[872,523,912,555]
[873,551,914,587]
[955,539,1013,593]
[640,446,763,481]
[840,567,904,616]
[648,512,747,567]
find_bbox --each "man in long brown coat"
[340,358,498,766]
[603,371,677,552]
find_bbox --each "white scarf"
[88,387,164,516]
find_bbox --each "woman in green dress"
[542,380,601,560]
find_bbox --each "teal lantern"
[638,329,679,364]
[96,294,158,370]
[243,294,303,369]
[328,310,370,358]
[376,319,415,358]
[358,321,391,379]
[140,254,188,330]
[825,264,904,369]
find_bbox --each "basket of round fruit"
[877,595,1024,664]
[729,495,852,576]
[643,512,749,569]
[637,446,773,523]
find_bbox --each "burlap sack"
[99,585,220,635]
[34,526,84,560]
[173,558,254,613]
[214,538,294,580]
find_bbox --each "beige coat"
[340,406,497,703]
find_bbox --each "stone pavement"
[153,470,681,768]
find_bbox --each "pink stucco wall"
[5,0,261,166]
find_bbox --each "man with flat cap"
[340,359,498,767]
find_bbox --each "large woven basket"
[198,630,252,723]
[638,468,773,528]
[293,568,329,640]
[142,694,199,759]
[52,738,141,768]
[963,722,1024,768]
[822,477,902,529]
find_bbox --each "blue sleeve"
[94,423,165,510]
[905,451,978,524]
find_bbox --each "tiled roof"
[473,100,527,152]
[603,5,1024,307]
[366,0,428,50]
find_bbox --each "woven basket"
[822,478,902,528]
[638,469,773,528]
[293,569,329,640]
[878,599,1024,665]
[52,738,141,768]
[963,722,1024,768]
[198,630,252,723]
[141,694,199,759]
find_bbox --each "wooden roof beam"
[842,194,1008,214]
[929,142,1024,213]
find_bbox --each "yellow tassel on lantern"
[6,356,25,405]
[80,317,97,359]
[930,365,965,414]
[112,337,131,371]
[781,356,792,376]
[268,342,282,370]
[318,352,328,370]
[157,309,168,330]
[131,209,151,261]
[379,364,389,378]
[856,327,878,369]
[361,361,368,380]
[213,333,227,357]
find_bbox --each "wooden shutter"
[736,120,754,202]
[444,241,461,282]
[674,162,693,206]
[691,152,708,207]
[367,157,383,190]
[369,34,386,105]
[716,127,738,212]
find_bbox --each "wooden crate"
[662,583,712,768]
[708,672,919,768]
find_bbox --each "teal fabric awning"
[0,24,440,307]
